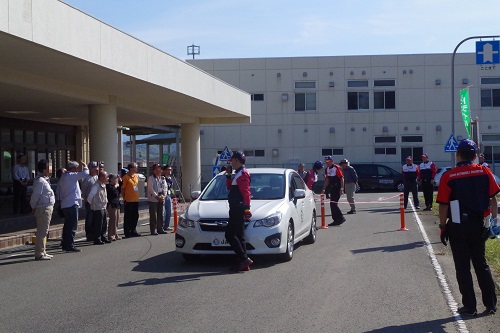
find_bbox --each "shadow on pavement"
[350,241,424,254]
[363,316,456,333]
[117,251,286,287]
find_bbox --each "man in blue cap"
[437,139,499,316]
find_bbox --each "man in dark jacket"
[225,151,253,272]
[418,154,437,211]
[402,156,420,209]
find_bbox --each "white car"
[175,168,317,262]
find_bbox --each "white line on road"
[410,201,469,333]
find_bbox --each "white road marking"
[409,201,469,333]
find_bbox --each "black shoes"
[151,231,158,235]
[328,217,346,226]
[347,210,356,214]
[457,307,477,317]
[94,240,104,245]
[157,230,167,234]
[484,307,497,315]
[64,247,81,252]
[415,206,420,209]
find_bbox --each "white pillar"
[181,121,201,198]
[88,103,118,175]
[117,128,123,169]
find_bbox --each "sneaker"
[64,247,81,252]
[415,206,420,209]
[484,307,497,315]
[151,231,158,236]
[35,254,52,261]
[166,227,174,231]
[458,307,477,317]
[43,253,53,258]
[347,210,356,214]
[239,258,254,271]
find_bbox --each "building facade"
[190,53,500,183]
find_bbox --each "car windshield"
[201,173,285,200]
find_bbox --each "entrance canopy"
[0,0,250,126]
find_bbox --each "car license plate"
[212,236,230,247]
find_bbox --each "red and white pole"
[320,194,328,229]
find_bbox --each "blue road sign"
[476,41,500,64]
[219,146,232,161]
[212,166,221,178]
[444,134,459,152]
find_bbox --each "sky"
[61,0,500,61]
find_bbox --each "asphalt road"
[0,192,499,333]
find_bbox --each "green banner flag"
[460,89,471,138]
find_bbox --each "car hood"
[185,199,285,221]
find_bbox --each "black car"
[312,163,404,193]
[350,164,404,192]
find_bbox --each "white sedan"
[175,168,317,262]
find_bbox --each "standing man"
[478,153,489,168]
[297,163,307,181]
[81,161,99,241]
[419,154,437,211]
[147,163,167,235]
[121,162,141,237]
[30,159,55,261]
[321,156,345,226]
[162,164,174,232]
[87,171,110,245]
[340,159,358,214]
[57,160,89,252]
[12,153,31,214]
[437,139,498,316]
[225,151,253,272]
[402,156,420,209]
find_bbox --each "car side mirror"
[294,189,306,199]
[191,191,201,200]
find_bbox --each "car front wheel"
[280,222,294,262]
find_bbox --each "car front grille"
[193,243,256,251]
[198,219,249,232]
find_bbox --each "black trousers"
[123,202,139,236]
[84,202,93,237]
[448,221,497,310]
[421,179,434,208]
[91,209,108,241]
[225,204,247,262]
[328,186,343,221]
[403,182,419,208]
[13,180,27,214]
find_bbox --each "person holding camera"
[148,163,168,235]
[12,153,31,214]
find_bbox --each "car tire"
[304,211,317,244]
[396,182,404,192]
[280,222,294,262]
[182,253,201,261]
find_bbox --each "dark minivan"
[312,163,404,193]
[350,164,404,192]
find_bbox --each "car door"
[376,165,396,190]
[289,173,307,237]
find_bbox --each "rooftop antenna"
[187,44,200,59]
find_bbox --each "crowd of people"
[28,160,175,260]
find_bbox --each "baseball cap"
[231,150,246,163]
[324,155,333,161]
[339,159,348,164]
[421,154,428,158]
[313,161,323,170]
[457,139,478,153]
[89,161,98,168]
[406,156,412,161]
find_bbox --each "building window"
[255,150,265,157]
[374,91,396,109]
[295,81,317,111]
[375,148,397,155]
[401,147,423,163]
[347,92,369,110]
[481,89,500,107]
[374,136,396,143]
[321,148,344,156]
[481,77,500,85]
[374,79,396,87]
[295,93,316,111]
[401,135,423,143]
[251,94,264,101]
[347,80,369,87]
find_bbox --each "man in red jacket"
[225,151,253,272]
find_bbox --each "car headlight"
[178,215,195,228]
[253,213,282,228]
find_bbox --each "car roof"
[246,168,290,175]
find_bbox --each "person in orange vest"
[121,162,141,238]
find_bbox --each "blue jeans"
[62,204,79,249]
[163,195,172,229]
